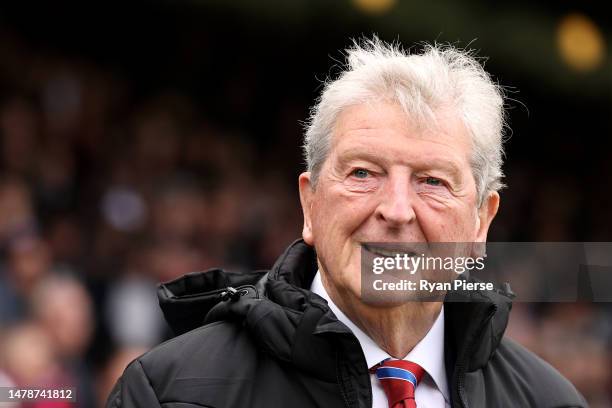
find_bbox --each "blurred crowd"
[0,25,609,408]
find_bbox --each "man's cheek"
[436,216,476,241]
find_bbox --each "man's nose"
[375,174,417,227]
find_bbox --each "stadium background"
[0,1,610,406]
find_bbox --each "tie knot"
[377,359,425,384]
[373,359,425,408]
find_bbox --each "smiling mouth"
[361,243,419,258]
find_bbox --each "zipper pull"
[220,286,241,301]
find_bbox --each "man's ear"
[298,172,315,245]
[475,191,500,243]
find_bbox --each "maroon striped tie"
[372,359,425,408]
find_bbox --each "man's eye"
[352,169,370,179]
[425,177,443,186]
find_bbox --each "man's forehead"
[332,102,470,144]
[330,104,471,159]
[333,102,408,130]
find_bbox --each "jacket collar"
[443,281,513,373]
[265,239,513,366]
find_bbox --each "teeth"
[374,249,400,257]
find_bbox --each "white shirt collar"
[310,271,449,402]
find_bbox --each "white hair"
[303,37,506,206]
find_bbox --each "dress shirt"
[311,271,450,408]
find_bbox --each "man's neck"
[320,273,442,358]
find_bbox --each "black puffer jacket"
[107,240,588,408]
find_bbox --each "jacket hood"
[157,240,322,334]
[157,239,514,381]
[158,240,344,381]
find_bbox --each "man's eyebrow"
[335,148,388,165]
[417,159,464,185]
[417,158,462,175]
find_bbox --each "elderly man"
[107,38,586,408]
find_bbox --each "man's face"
[299,102,499,299]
